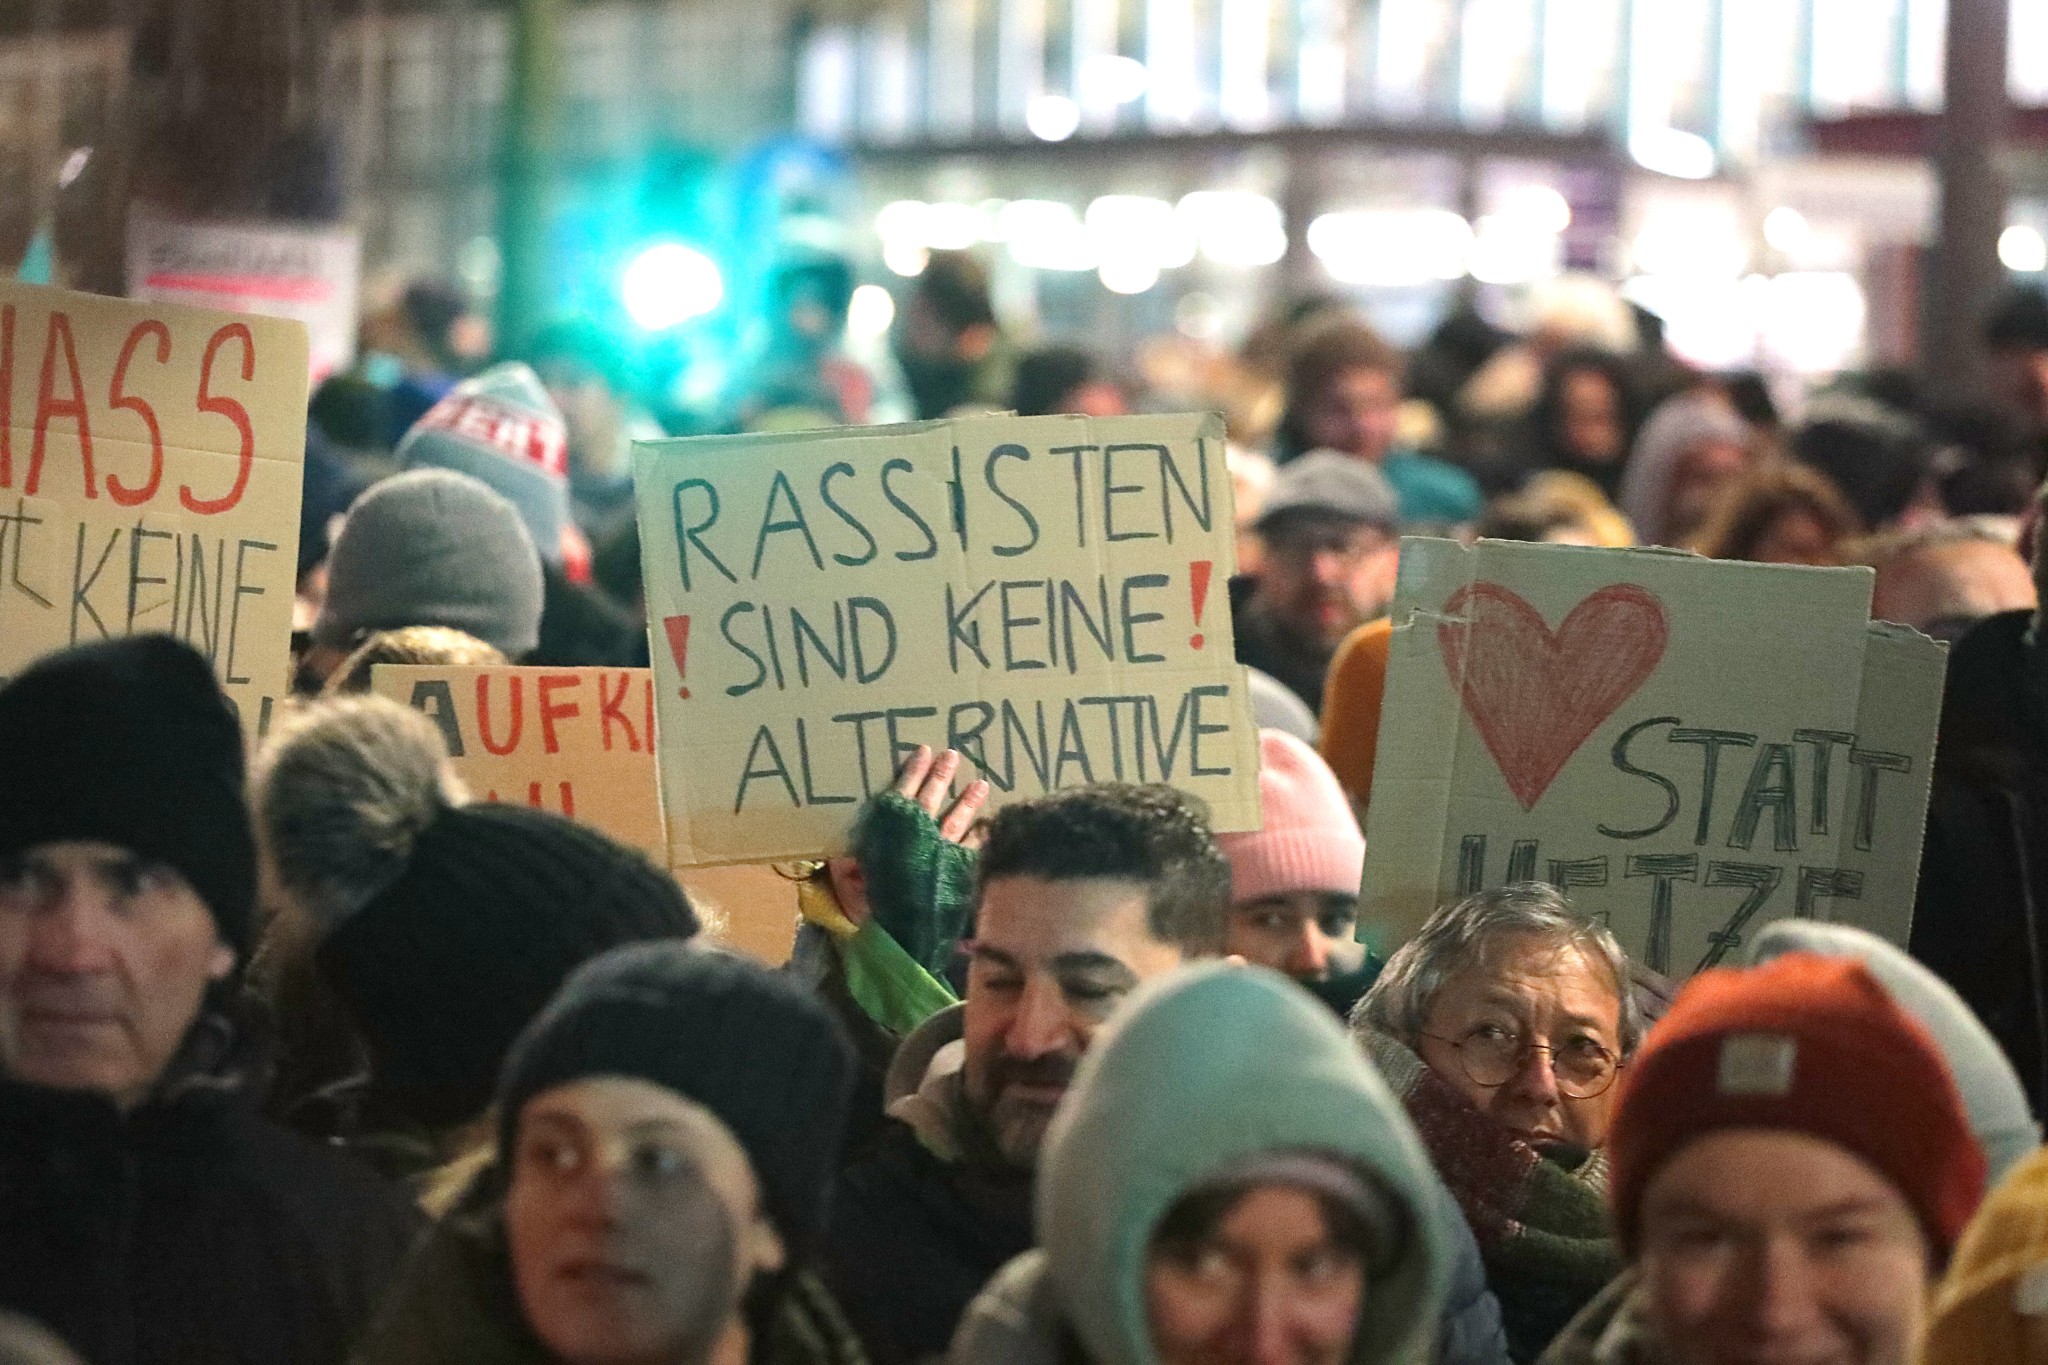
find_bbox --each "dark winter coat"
[0,1011,421,1365]
[353,1170,866,1365]
[820,1008,1035,1365]
[1912,609,2048,1113]
[1233,594,1336,718]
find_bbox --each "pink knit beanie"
[1218,730,1366,904]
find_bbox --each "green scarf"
[1364,1032,1622,1364]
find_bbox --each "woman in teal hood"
[952,963,1453,1365]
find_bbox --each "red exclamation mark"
[1188,560,1213,649]
[661,615,692,699]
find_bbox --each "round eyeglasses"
[1421,1025,1622,1100]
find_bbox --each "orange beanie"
[1317,617,1392,813]
[1609,952,1987,1259]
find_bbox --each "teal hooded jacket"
[955,963,1454,1365]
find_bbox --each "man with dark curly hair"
[821,784,1231,1365]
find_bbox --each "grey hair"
[1350,882,1644,1055]
[252,695,468,934]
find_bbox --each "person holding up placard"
[0,637,420,1365]
[821,785,1231,1365]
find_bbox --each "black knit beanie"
[497,942,856,1255]
[314,803,700,1128]
[0,636,254,955]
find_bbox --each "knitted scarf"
[1364,1031,1622,1364]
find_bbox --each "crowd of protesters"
[6,255,2048,1365]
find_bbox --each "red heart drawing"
[1437,582,1669,811]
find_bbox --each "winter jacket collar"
[354,1166,868,1365]
[0,1000,263,1147]
[885,1005,968,1160]
[1535,1272,1661,1365]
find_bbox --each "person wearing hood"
[0,638,420,1365]
[399,361,648,668]
[821,785,1232,1365]
[828,782,1508,1365]
[951,963,1453,1365]
[353,942,867,1365]
[1538,953,1987,1365]
[1614,391,1754,548]
[253,695,700,1187]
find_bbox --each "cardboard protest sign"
[1359,539,1946,975]
[634,413,1261,865]
[0,280,308,736]
[371,664,667,862]
[128,212,361,383]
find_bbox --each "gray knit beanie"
[314,468,545,659]
[1752,920,2042,1184]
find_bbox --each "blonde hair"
[324,627,507,696]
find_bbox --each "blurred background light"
[1087,195,1196,269]
[921,201,984,250]
[1177,191,1287,267]
[620,242,723,330]
[1999,224,2048,273]
[1495,184,1572,235]
[1308,208,1472,286]
[1002,199,1096,271]
[1628,127,1718,180]
[1467,215,1564,285]
[1025,94,1082,141]
[1762,206,1813,256]
[1098,255,1161,294]
[846,282,896,339]
[1080,54,1151,105]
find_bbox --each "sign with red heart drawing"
[1358,538,1946,977]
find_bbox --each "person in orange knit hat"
[1539,953,1988,1365]
[1318,617,1392,816]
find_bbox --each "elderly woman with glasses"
[1349,883,1643,1364]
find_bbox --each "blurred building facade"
[0,0,2043,378]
